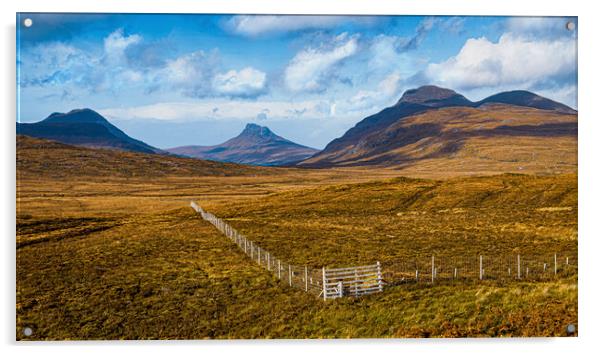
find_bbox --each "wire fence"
[191,202,383,299]
[191,202,577,299]
[382,253,577,285]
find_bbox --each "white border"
[2,1,600,354]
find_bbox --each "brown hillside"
[16,135,277,179]
[299,104,577,176]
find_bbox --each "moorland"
[16,134,577,339]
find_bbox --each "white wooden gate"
[322,263,383,300]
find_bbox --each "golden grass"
[16,171,578,339]
[16,136,578,339]
[206,174,577,269]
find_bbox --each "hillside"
[17,108,163,154]
[16,135,275,179]
[168,123,318,166]
[299,86,577,172]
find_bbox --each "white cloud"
[99,99,336,122]
[163,51,210,85]
[152,50,221,97]
[23,31,250,99]
[425,33,576,90]
[347,72,402,111]
[103,29,141,65]
[212,67,267,98]
[226,15,378,37]
[284,33,359,93]
[22,30,147,94]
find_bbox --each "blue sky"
[17,14,577,149]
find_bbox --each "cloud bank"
[425,33,576,92]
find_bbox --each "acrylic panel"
[16,13,578,340]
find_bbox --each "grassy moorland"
[16,136,577,339]
[208,174,577,274]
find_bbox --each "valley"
[16,86,578,339]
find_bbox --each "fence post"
[305,266,308,292]
[554,253,557,275]
[250,242,254,258]
[289,265,292,287]
[454,267,457,279]
[258,247,261,265]
[338,281,343,298]
[278,260,281,279]
[377,261,383,292]
[431,256,435,283]
[517,254,521,279]
[354,268,359,297]
[322,267,327,301]
[479,255,483,280]
[566,257,569,265]
[415,269,419,282]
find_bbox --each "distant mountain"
[17,108,163,154]
[298,85,577,172]
[476,90,576,114]
[167,123,319,166]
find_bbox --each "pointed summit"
[167,123,318,166]
[239,123,278,140]
[397,85,472,107]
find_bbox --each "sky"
[16,14,577,149]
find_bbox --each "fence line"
[191,201,382,299]
[381,253,577,285]
[191,202,577,299]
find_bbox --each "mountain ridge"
[17,108,163,154]
[298,85,577,169]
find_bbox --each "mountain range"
[15,85,577,173]
[167,123,318,166]
[298,86,577,168]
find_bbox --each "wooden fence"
[191,201,383,300]
[191,202,577,298]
